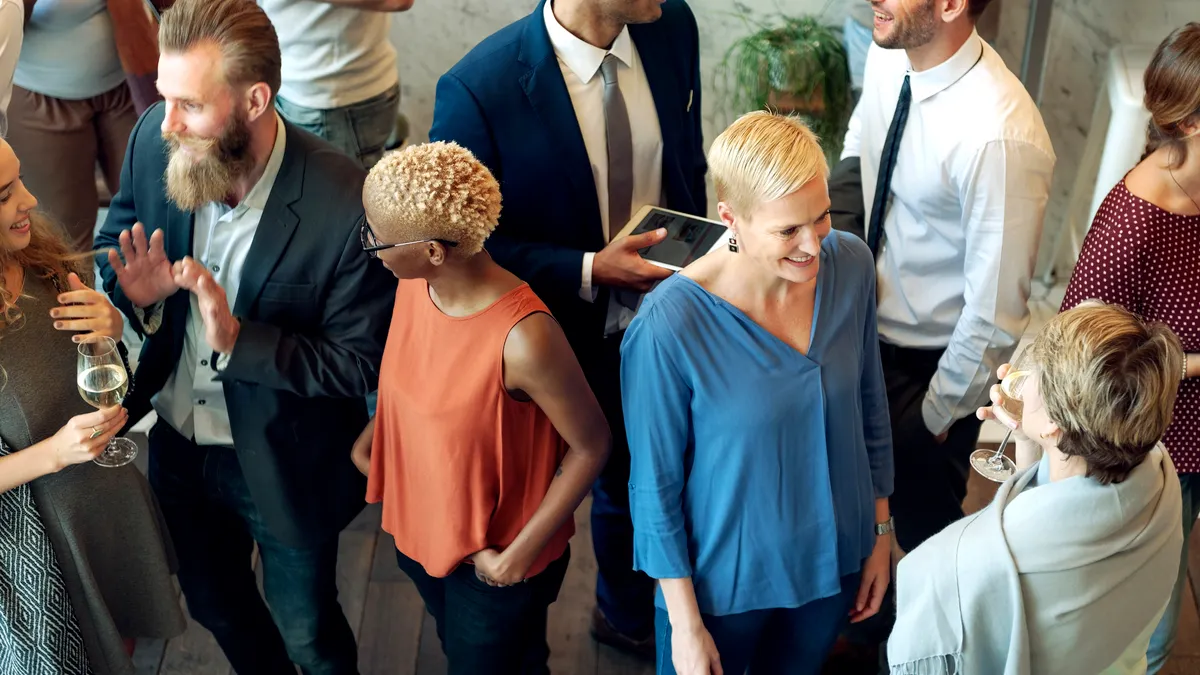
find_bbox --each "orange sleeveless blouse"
[366,280,572,578]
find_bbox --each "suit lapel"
[630,24,686,210]
[519,2,602,238]
[233,123,301,317]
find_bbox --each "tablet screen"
[629,208,727,270]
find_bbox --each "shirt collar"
[235,111,287,213]
[908,30,984,102]
[543,0,633,84]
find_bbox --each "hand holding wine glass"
[43,405,129,471]
[77,336,138,467]
[970,360,1032,482]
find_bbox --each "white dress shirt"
[543,0,663,333]
[146,114,287,446]
[841,31,1056,435]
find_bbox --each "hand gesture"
[173,257,240,354]
[671,623,723,675]
[106,223,178,308]
[849,532,891,623]
[51,273,125,342]
[44,406,129,471]
[592,228,674,292]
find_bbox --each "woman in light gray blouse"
[0,136,184,673]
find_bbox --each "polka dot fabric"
[1061,180,1200,473]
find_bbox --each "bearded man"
[93,0,394,672]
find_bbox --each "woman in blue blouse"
[621,111,894,675]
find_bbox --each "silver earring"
[728,236,739,253]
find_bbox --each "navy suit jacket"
[95,103,396,547]
[429,0,707,364]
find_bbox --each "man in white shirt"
[837,0,1055,555]
[94,1,394,672]
[429,0,708,658]
[261,0,411,169]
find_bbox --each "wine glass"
[969,356,1032,483]
[76,336,138,467]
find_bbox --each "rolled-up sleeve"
[621,314,694,579]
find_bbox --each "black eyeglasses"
[358,214,458,258]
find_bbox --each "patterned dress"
[0,273,185,674]
[1061,179,1200,473]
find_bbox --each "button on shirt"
[841,31,1056,434]
[150,114,287,446]
[542,0,663,333]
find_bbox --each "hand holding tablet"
[613,205,729,272]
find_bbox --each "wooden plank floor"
[132,466,1200,674]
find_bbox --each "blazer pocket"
[260,281,315,304]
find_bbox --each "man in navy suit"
[430,0,706,657]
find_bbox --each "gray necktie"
[600,54,633,240]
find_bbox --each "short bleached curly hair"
[363,141,501,257]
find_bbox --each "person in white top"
[835,0,1055,557]
[261,0,411,169]
[0,0,21,136]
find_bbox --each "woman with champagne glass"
[889,302,1184,675]
[1060,23,1200,673]
[0,136,183,673]
[621,111,894,674]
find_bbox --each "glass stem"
[989,428,1014,464]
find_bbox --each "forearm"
[0,442,58,495]
[1186,353,1199,379]
[875,497,890,524]
[502,442,609,571]
[660,577,704,631]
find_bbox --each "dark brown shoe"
[590,606,655,661]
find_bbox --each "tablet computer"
[614,205,728,271]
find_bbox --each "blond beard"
[163,119,254,212]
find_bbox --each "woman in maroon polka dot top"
[1061,22,1200,674]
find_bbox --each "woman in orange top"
[351,141,612,675]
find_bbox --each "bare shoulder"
[503,311,570,372]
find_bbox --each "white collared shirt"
[542,0,663,333]
[151,114,288,446]
[842,31,1056,434]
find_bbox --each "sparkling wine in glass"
[76,336,138,467]
[969,366,1032,483]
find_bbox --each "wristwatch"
[875,517,895,536]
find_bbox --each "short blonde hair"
[1030,301,1183,484]
[363,142,501,257]
[707,111,828,216]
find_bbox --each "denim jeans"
[276,83,400,170]
[1147,472,1200,673]
[655,573,860,675]
[395,547,570,675]
[148,421,359,675]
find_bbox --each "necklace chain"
[1169,167,1200,215]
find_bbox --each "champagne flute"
[76,336,137,467]
[969,356,1032,483]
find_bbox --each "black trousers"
[396,547,570,675]
[879,342,984,553]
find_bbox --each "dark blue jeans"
[276,84,400,170]
[148,421,359,675]
[655,573,860,675]
[395,547,570,675]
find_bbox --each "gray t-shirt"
[13,0,125,100]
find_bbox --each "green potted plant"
[717,3,852,163]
